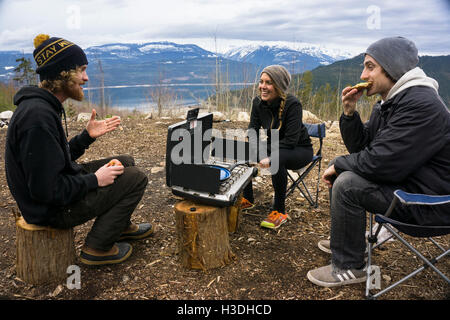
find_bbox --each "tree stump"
[15,216,75,285]
[175,200,235,270]
[227,193,243,233]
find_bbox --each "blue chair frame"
[366,189,450,299]
[286,122,326,208]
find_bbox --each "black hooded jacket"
[248,94,312,160]
[5,86,98,225]
[335,85,450,226]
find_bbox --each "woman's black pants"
[243,146,313,214]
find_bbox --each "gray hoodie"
[385,67,439,102]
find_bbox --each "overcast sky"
[0,0,449,56]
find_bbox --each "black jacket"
[335,86,450,226]
[5,86,98,225]
[248,94,311,159]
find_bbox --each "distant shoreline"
[84,82,255,91]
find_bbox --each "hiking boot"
[260,211,288,229]
[119,222,154,241]
[240,197,255,210]
[80,242,133,266]
[307,264,367,287]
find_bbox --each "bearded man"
[5,35,154,265]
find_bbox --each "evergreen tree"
[298,71,313,109]
[13,57,37,86]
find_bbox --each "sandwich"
[351,81,373,90]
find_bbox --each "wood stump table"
[15,216,75,285]
[175,200,236,270]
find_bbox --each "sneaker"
[365,223,395,244]
[240,197,255,210]
[318,239,332,254]
[307,264,367,287]
[260,211,288,229]
[317,239,369,255]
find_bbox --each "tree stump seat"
[15,216,75,285]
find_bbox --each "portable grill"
[165,108,257,207]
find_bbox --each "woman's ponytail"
[276,91,287,130]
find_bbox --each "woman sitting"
[242,65,313,229]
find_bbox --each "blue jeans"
[329,159,393,270]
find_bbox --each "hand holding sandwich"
[341,82,372,117]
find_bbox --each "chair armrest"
[394,189,450,206]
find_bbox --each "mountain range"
[0,41,348,88]
[222,44,345,72]
[1,41,448,107]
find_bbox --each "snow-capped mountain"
[84,41,217,62]
[223,41,353,60]
[0,42,241,87]
[222,43,353,72]
[81,41,249,87]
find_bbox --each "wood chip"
[326,291,344,300]
[146,259,161,267]
[207,278,216,288]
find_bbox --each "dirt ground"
[0,115,448,301]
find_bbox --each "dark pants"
[328,159,392,270]
[244,145,313,214]
[50,155,148,251]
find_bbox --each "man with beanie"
[307,36,450,287]
[5,35,154,265]
[241,65,313,229]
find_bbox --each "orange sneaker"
[240,197,255,210]
[260,211,288,229]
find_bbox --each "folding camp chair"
[365,189,450,299]
[286,122,326,208]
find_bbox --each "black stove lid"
[165,112,213,187]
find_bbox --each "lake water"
[84,83,254,112]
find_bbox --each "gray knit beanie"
[365,36,419,81]
[261,65,291,93]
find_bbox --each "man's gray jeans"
[328,158,393,270]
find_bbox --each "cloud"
[0,0,449,56]
[0,28,37,51]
